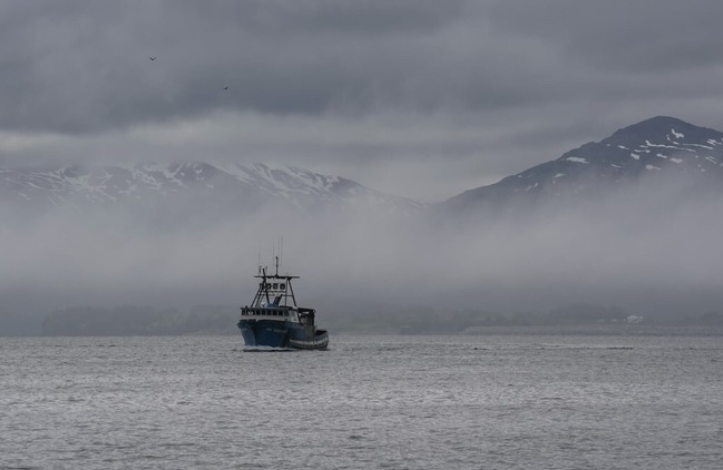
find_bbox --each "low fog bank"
[2,176,723,335]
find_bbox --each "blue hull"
[238,319,329,350]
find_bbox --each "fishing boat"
[237,257,329,350]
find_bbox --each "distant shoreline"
[5,325,723,338]
[460,324,723,336]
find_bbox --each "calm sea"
[1,333,721,470]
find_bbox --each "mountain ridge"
[0,161,425,222]
[441,115,723,214]
[3,116,723,225]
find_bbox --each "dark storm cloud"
[0,0,475,133]
[0,1,633,132]
[2,1,722,140]
[484,0,723,72]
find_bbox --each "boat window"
[273,283,278,290]
[280,283,285,290]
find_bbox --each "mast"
[248,251,299,308]
[261,267,270,305]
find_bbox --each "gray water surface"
[2,334,721,469]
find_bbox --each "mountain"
[4,116,722,226]
[441,116,723,214]
[0,161,424,225]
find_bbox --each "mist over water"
[3,169,723,335]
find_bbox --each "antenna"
[270,236,284,276]
[279,236,283,272]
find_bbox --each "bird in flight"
[149,56,156,61]
[223,86,229,90]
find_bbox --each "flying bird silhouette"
[223,86,229,90]
[149,56,156,61]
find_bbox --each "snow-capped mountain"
[5,116,723,226]
[0,161,424,222]
[441,116,723,213]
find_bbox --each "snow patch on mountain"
[671,128,684,139]
[1,161,425,220]
[441,116,723,214]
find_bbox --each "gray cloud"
[484,1,723,72]
[0,1,472,133]
[4,0,722,136]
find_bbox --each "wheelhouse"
[239,259,315,326]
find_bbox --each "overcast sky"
[2,1,723,201]
[5,0,723,332]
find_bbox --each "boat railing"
[240,307,294,318]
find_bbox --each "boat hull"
[287,329,329,350]
[237,319,328,350]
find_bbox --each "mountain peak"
[626,115,689,129]
[442,115,723,213]
[605,116,723,147]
